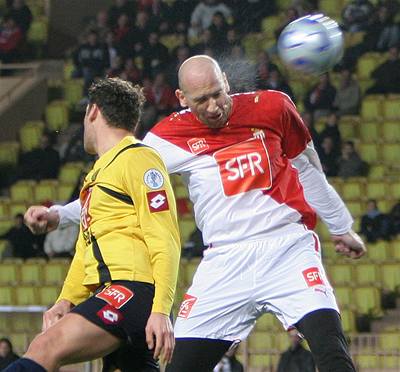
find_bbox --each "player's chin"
[204,117,227,129]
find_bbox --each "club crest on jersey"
[147,190,169,212]
[177,294,197,318]
[187,138,209,155]
[144,168,164,189]
[251,128,265,139]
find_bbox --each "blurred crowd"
[1,0,400,258]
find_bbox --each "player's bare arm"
[24,205,60,234]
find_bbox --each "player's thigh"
[256,231,338,329]
[174,246,258,341]
[27,312,121,365]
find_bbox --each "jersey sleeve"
[280,95,311,159]
[57,234,90,305]
[122,148,181,315]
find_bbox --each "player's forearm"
[50,199,81,228]
[292,151,353,235]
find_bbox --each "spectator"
[144,72,178,115]
[44,224,79,258]
[360,199,391,242]
[275,7,299,41]
[85,9,110,42]
[261,68,295,102]
[119,57,142,83]
[342,5,400,69]
[301,111,321,152]
[165,45,191,89]
[18,132,60,181]
[142,32,170,77]
[341,0,374,32]
[213,347,244,372]
[113,13,133,56]
[388,201,400,237]
[192,28,215,55]
[255,51,279,89]
[277,330,316,372]
[338,140,367,178]
[6,0,32,35]
[334,68,361,115]
[0,338,19,369]
[189,0,232,38]
[225,28,242,55]
[366,46,400,95]
[108,0,136,28]
[304,73,336,120]
[319,112,341,149]
[319,136,339,177]
[208,11,229,52]
[105,31,118,68]
[72,30,109,95]
[0,16,23,63]
[0,214,38,259]
[130,10,153,57]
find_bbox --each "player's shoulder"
[150,109,197,138]
[111,137,162,164]
[233,90,289,108]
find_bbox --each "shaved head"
[178,55,223,92]
[176,55,232,129]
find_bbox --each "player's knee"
[26,333,61,365]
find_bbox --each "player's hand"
[331,229,366,259]
[24,206,60,235]
[145,312,175,364]
[42,299,73,332]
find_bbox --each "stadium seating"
[361,97,382,120]
[19,120,45,152]
[0,141,20,166]
[45,100,69,131]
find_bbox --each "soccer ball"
[277,14,344,75]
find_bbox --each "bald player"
[25,56,365,372]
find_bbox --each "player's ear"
[222,72,230,93]
[87,103,99,122]
[175,89,188,107]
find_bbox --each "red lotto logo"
[177,294,198,318]
[187,138,209,155]
[213,137,272,197]
[95,284,134,309]
[147,190,169,212]
[302,267,324,287]
[97,304,123,325]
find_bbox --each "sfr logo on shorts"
[302,267,324,287]
[188,138,209,155]
[177,294,197,318]
[213,137,272,197]
[97,304,123,325]
[96,284,134,309]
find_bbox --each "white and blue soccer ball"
[277,14,344,75]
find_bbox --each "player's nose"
[206,98,218,113]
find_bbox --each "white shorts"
[174,229,339,341]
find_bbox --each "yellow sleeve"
[122,147,181,315]
[57,234,90,305]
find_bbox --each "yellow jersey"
[58,136,180,315]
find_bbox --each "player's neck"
[95,127,133,157]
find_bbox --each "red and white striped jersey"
[143,90,317,246]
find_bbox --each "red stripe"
[312,233,319,252]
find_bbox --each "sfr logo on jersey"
[302,267,324,287]
[95,284,134,309]
[177,294,197,318]
[187,138,209,155]
[147,190,169,212]
[213,137,272,197]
